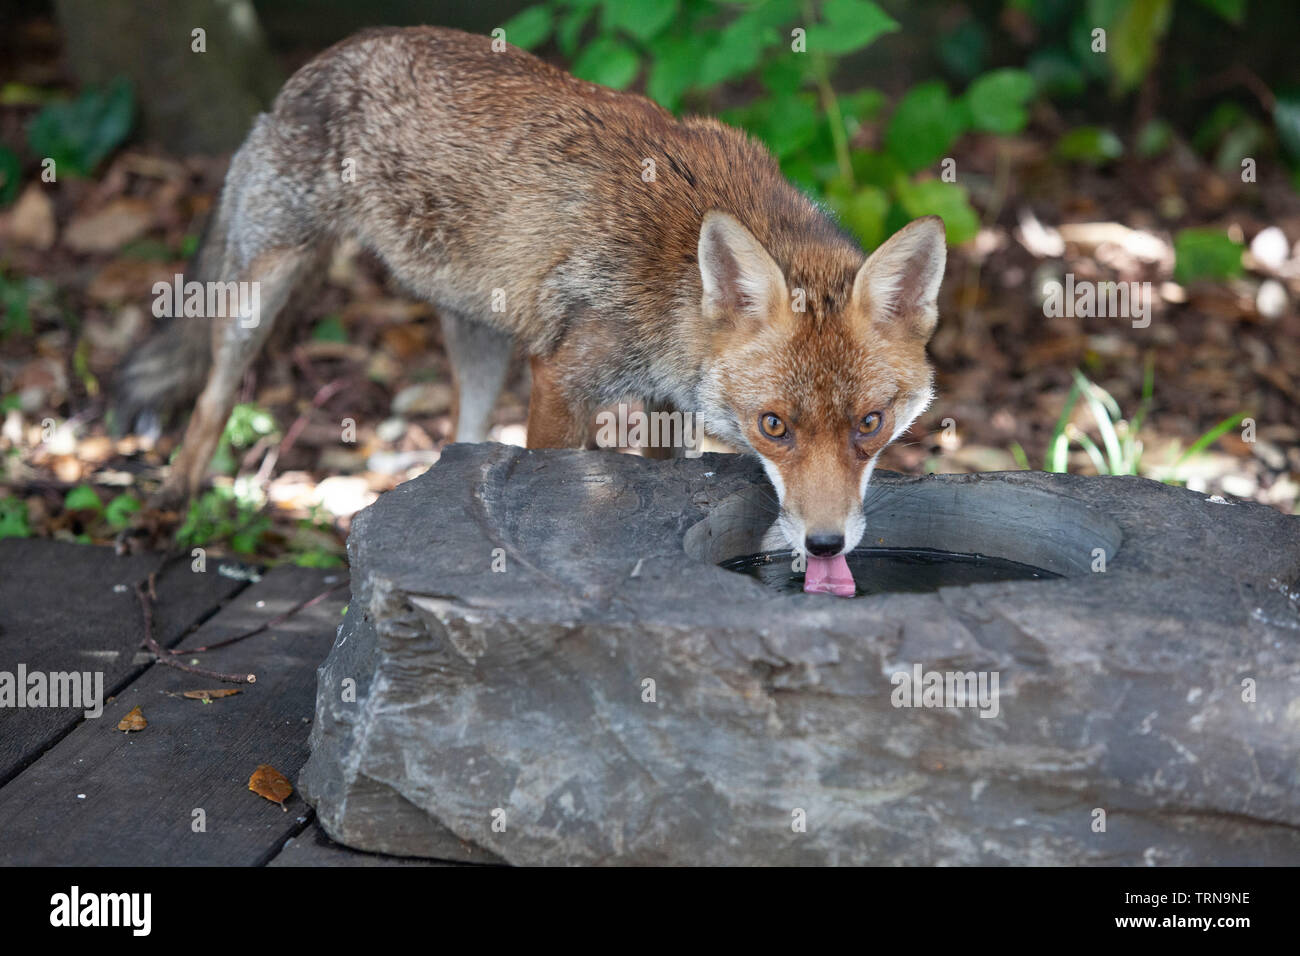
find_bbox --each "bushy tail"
[110,317,212,439]
[110,198,230,439]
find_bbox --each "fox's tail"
[110,318,211,439]
[109,199,231,438]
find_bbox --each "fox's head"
[695,211,946,558]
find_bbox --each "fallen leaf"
[182,688,242,702]
[7,185,56,249]
[249,764,292,811]
[64,197,153,254]
[117,705,146,732]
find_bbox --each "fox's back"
[258,26,861,351]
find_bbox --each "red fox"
[114,25,946,564]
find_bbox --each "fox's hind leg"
[153,246,314,508]
[439,310,513,443]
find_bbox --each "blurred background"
[0,0,1297,565]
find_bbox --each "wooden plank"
[267,820,456,867]
[0,539,246,785]
[0,564,346,865]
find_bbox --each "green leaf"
[760,56,809,98]
[0,496,30,539]
[885,81,968,173]
[312,313,347,343]
[1027,49,1086,100]
[695,14,771,88]
[894,179,979,245]
[750,93,821,158]
[501,6,554,50]
[572,37,641,89]
[827,185,889,249]
[1192,0,1245,24]
[1173,413,1247,467]
[1055,126,1123,164]
[646,34,705,110]
[26,77,133,178]
[601,0,679,42]
[805,0,899,56]
[965,68,1036,135]
[1108,0,1173,95]
[104,493,142,530]
[1135,118,1172,158]
[64,484,103,512]
[0,147,20,206]
[937,20,987,81]
[851,149,906,190]
[1173,228,1244,283]
[1274,92,1300,164]
[557,2,595,57]
[838,88,886,128]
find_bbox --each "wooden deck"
[0,538,447,866]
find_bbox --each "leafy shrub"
[26,77,133,178]
[499,0,1048,248]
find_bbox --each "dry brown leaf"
[117,705,147,732]
[249,764,293,811]
[64,197,154,253]
[182,688,241,702]
[7,185,57,249]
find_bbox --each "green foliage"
[63,484,103,512]
[0,146,20,207]
[104,493,142,530]
[885,81,968,174]
[501,5,555,49]
[0,273,34,339]
[176,485,271,554]
[210,403,277,476]
[311,313,347,343]
[26,77,133,178]
[1055,126,1123,164]
[507,0,1038,248]
[1045,362,1153,476]
[965,69,1036,134]
[1041,360,1247,483]
[1173,229,1244,283]
[0,496,31,539]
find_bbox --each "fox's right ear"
[698,211,789,327]
[851,215,947,340]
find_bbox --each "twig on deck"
[135,582,256,684]
[170,580,347,655]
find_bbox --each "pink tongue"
[804,553,855,597]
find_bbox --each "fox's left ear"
[851,215,947,339]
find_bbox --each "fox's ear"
[851,215,947,339]
[698,211,789,326]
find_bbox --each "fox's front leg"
[525,354,590,448]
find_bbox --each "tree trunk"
[55,0,282,154]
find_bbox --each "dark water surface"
[720,547,1060,597]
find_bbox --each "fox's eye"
[858,412,884,437]
[759,413,787,439]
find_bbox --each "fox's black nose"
[805,533,844,557]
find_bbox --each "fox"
[113,25,946,563]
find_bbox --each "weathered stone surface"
[300,443,1300,865]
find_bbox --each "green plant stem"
[803,0,853,187]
